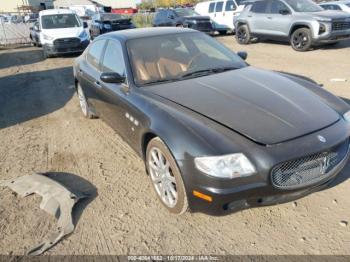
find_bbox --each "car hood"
[41,27,84,39]
[309,10,350,20]
[147,67,340,145]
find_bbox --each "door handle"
[248,15,252,17]
[94,81,102,88]
[267,17,272,19]
[223,12,225,16]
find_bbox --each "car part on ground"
[0,173,86,255]
[234,0,350,51]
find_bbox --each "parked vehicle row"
[73,27,350,215]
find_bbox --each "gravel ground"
[0,37,349,255]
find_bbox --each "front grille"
[332,21,350,31]
[53,38,80,48]
[271,140,349,189]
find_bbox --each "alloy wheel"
[148,147,178,208]
[292,32,309,50]
[77,85,88,116]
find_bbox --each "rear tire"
[235,24,250,45]
[77,82,94,119]
[290,28,312,52]
[146,137,188,215]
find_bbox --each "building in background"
[0,0,54,13]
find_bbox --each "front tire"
[290,28,312,52]
[235,24,251,45]
[77,83,94,119]
[146,137,188,215]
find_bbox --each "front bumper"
[43,39,90,55]
[314,29,350,43]
[179,120,350,216]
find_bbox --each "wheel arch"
[289,23,313,38]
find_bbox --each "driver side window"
[87,40,106,70]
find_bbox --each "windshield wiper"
[142,78,180,86]
[181,66,240,79]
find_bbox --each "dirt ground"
[0,37,349,255]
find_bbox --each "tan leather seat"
[131,47,162,83]
[158,46,187,78]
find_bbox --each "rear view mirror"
[83,21,88,28]
[100,72,125,84]
[279,9,290,15]
[237,51,248,60]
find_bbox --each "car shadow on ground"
[0,66,75,129]
[43,172,97,227]
[0,48,45,70]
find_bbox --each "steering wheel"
[187,52,207,70]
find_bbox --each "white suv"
[195,0,245,34]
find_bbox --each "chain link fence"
[0,22,32,47]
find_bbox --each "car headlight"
[344,110,350,123]
[42,34,54,41]
[79,30,88,39]
[104,23,112,29]
[194,153,256,179]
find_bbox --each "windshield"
[175,8,199,17]
[284,0,323,12]
[41,14,81,29]
[127,32,247,86]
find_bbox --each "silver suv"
[234,0,350,51]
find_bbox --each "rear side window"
[215,1,224,12]
[225,1,237,11]
[251,1,268,13]
[87,40,106,70]
[101,40,125,76]
[269,0,290,14]
[209,2,215,13]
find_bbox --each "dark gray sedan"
[73,28,350,215]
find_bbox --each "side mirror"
[279,9,290,15]
[100,72,125,84]
[169,15,175,19]
[83,21,88,28]
[237,51,248,60]
[34,25,40,31]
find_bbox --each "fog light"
[319,23,326,34]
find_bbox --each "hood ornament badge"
[317,135,326,143]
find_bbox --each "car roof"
[99,27,196,41]
[39,9,76,16]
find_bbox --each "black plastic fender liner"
[0,173,87,255]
